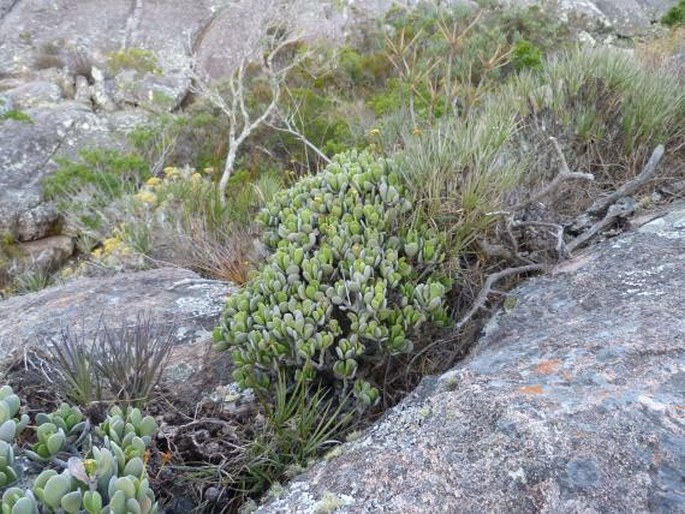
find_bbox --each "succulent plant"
[1,488,39,514]
[25,423,67,463]
[0,384,158,514]
[97,406,156,449]
[97,407,156,476]
[0,441,18,489]
[105,475,157,514]
[25,405,90,464]
[0,386,29,444]
[35,404,85,435]
[30,449,157,514]
[214,151,450,408]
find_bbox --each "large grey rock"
[0,103,135,241]
[0,267,236,379]
[5,80,63,108]
[261,203,685,513]
[509,0,678,36]
[5,235,75,280]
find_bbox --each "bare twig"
[407,264,544,372]
[513,137,594,212]
[189,2,307,201]
[266,115,332,165]
[567,197,637,253]
[588,144,665,215]
[166,278,229,290]
[454,263,545,332]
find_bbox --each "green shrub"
[510,48,685,184]
[662,1,685,27]
[43,149,149,202]
[214,150,450,409]
[107,48,161,75]
[0,109,33,123]
[512,39,543,70]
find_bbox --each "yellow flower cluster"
[164,166,181,180]
[91,233,132,259]
[134,189,157,205]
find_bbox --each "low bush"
[214,150,450,409]
[400,46,685,254]
[107,48,161,75]
[508,47,685,192]
[662,0,685,27]
[43,150,149,203]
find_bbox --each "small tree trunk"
[219,146,238,200]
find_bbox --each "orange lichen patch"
[518,385,545,395]
[534,360,561,375]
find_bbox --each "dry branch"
[454,263,545,332]
[567,197,637,253]
[513,137,594,212]
[588,144,665,215]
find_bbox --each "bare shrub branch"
[513,137,594,212]
[588,144,665,215]
[189,1,323,201]
[455,263,545,332]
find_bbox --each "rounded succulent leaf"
[124,457,145,478]
[0,420,16,443]
[60,490,82,514]
[83,491,103,514]
[10,496,36,514]
[46,431,66,456]
[42,474,71,509]
[109,490,127,514]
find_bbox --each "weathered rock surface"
[13,235,75,276]
[508,0,676,36]
[261,202,685,514]
[0,267,236,380]
[0,102,138,241]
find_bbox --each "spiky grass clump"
[47,314,173,408]
[400,46,685,248]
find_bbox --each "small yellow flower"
[146,177,162,187]
[91,248,103,257]
[102,237,120,254]
[412,127,423,136]
[203,167,216,175]
[164,166,180,179]
[83,459,97,476]
[369,128,381,137]
[191,172,202,182]
[135,190,157,205]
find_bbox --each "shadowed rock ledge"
[0,267,237,383]
[259,203,685,513]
